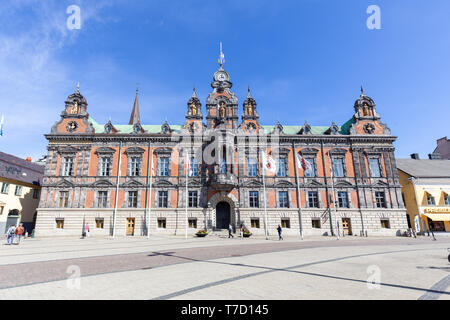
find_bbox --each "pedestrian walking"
[240,224,244,239]
[277,224,283,240]
[6,224,16,245]
[15,223,25,244]
[228,224,234,238]
[85,223,90,238]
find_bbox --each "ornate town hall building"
[35,55,408,237]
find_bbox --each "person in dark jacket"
[228,224,234,238]
[277,224,283,240]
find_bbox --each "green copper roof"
[88,118,353,135]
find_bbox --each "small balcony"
[208,169,238,190]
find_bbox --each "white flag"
[187,157,194,177]
[296,153,313,176]
[262,152,277,174]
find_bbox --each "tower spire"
[128,89,141,125]
[218,41,225,67]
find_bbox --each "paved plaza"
[0,234,449,300]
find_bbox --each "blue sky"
[0,0,449,160]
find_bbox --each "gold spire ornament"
[218,41,225,67]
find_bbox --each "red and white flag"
[262,152,277,174]
[296,153,313,175]
[187,156,194,177]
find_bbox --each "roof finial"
[218,41,225,67]
[360,85,364,96]
[247,85,252,98]
[76,81,80,93]
[192,85,197,98]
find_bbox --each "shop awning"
[423,213,450,221]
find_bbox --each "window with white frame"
[158,191,168,208]
[305,158,315,177]
[337,191,349,208]
[333,158,345,177]
[247,157,258,177]
[188,191,198,208]
[59,191,69,208]
[97,191,108,208]
[158,157,170,176]
[14,185,22,196]
[190,157,199,177]
[375,191,386,208]
[62,157,74,176]
[129,156,141,176]
[1,183,9,194]
[427,194,436,205]
[128,191,138,208]
[277,158,287,177]
[279,191,289,208]
[99,157,111,176]
[368,158,381,178]
[249,191,259,208]
[308,191,319,208]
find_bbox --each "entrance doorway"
[216,202,231,229]
[342,218,352,235]
[126,218,135,236]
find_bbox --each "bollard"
[365,230,368,237]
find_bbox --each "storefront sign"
[424,208,450,214]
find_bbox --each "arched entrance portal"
[216,202,231,229]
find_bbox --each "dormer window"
[427,194,436,205]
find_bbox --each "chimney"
[410,153,420,160]
[26,157,31,162]
[428,153,442,160]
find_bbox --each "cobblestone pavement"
[1,234,449,299]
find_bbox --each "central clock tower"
[205,45,238,130]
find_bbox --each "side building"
[35,55,408,237]
[0,152,44,234]
[397,157,450,233]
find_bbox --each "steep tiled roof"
[0,151,45,185]
[396,159,450,178]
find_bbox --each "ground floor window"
[380,218,390,229]
[188,218,197,228]
[158,218,166,229]
[56,218,64,229]
[311,218,321,229]
[96,218,104,229]
[0,206,3,215]
[251,218,260,228]
[281,218,290,228]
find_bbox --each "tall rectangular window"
[100,157,111,176]
[190,157,199,177]
[369,158,381,178]
[249,191,259,208]
[251,218,260,228]
[1,183,9,194]
[305,159,315,177]
[308,191,319,208]
[158,191,168,208]
[128,191,138,208]
[33,189,40,199]
[333,158,345,177]
[14,185,22,196]
[59,191,69,208]
[188,218,197,228]
[129,157,141,176]
[247,158,258,177]
[98,191,108,208]
[277,158,287,177]
[279,191,289,208]
[188,191,198,208]
[159,157,169,176]
[445,194,450,205]
[337,191,349,208]
[62,157,74,176]
[375,191,386,208]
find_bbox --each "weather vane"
[218,41,225,67]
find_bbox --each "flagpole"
[292,143,304,240]
[328,154,340,240]
[112,141,122,238]
[185,151,188,240]
[146,141,153,239]
[261,151,269,240]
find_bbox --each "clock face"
[217,72,226,81]
[66,121,78,132]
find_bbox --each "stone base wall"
[35,207,409,237]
